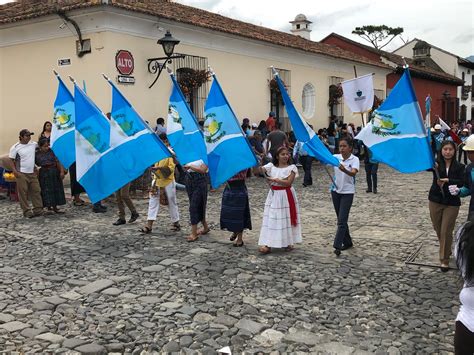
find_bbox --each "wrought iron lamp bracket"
[147,54,186,88]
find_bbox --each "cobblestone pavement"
[0,163,466,354]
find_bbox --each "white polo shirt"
[9,141,37,173]
[332,153,360,194]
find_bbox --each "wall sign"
[117,75,135,84]
[115,50,134,75]
[58,58,71,66]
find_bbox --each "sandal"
[140,226,152,234]
[230,233,237,241]
[284,245,294,252]
[187,235,199,242]
[197,228,210,236]
[73,201,85,206]
[171,222,181,232]
[259,246,271,254]
[233,241,244,247]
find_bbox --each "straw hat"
[463,135,474,151]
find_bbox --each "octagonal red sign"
[116,50,134,75]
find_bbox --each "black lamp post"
[147,30,185,88]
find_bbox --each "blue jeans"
[331,191,354,249]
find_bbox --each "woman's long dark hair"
[257,120,266,131]
[41,121,52,135]
[272,146,290,167]
[456,221,474,285]
[437,140,457,166]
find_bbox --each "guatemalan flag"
[52,73,75,168]
[273,69,339,167]
[204,73,257,188]
[356,69,434,173]
[167,72,208,166]
[73,80,170,203]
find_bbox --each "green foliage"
[352,25,404,50]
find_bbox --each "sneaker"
[113,218,126,225]
[128,212,139,223]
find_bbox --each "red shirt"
[266,117,276,132]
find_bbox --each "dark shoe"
[341,244,353,251]
[334,249,341,256]
[24,211,34,218]
[93,207,106,213]
[128,213,139,223]
[440,263,449,272]
[373,189,377,194]
[366,189,372,193]
[233,241,244,247]
[113,218,126,226]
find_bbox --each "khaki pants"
[429,201,460,264]
[16,172,43,216]
[116,183,137,219]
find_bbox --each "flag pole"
[353,66,366,127]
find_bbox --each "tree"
[352,25,404,51]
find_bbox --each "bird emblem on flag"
[168,105,182,125]
[204,113,225,143]
[53,108,74,130]
[371,111,400,137]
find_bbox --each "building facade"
[0,0,389,155]
[394,39,474,122]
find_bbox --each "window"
[302,83,315,118]
[414,47,429,57]
[329,76,344,120]
[173,54,208,121]
[269,68,291,131]
[296,24,300,29]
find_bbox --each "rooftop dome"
[294,14,307,22]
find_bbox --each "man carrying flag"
[438,116,462,145]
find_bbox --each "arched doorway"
[461,104,467,122]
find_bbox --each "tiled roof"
[321,33,463,85]
[0,0,390,70]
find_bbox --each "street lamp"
[147,30,185,88]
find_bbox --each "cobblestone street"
[0,163,465,354]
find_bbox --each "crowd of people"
[3,114,474,351]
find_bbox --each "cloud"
[179,0,222,11]
[314,4,372,28]
[453,31,474,43]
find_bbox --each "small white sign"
[58,58,71,66]
[117,75,135,84]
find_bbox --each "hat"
[19,129,34,136]
[463,128,469,132]
[269,111,276,117]
[464,135,474,151]
[251,123,258,128]
[430,128,435,133]
[434,124,442,130]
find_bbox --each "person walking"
[220,169,251,247]
[184,159,209,242]
[258,146,301,254]
[429,140,465,272]
[35,137,66,213]
[459,128,470,164]
[140,134,180,234]
[8,129,43,218]
[294,140,313,187]
[454,221,474,353]
[331,137,360,256]
[113,182,139,225]
[364,146,379,193]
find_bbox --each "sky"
[1,0,472,57]
[176,0,474,58]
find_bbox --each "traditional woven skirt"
[39,167,66,207]
[220,181,252,233]
[186,172,208,225]
[258,186,302,248]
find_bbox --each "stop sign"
[115,50,134,75]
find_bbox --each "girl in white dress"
[258,146,302,254]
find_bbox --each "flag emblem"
[371,112,400,136]
[53,108,73,130]
[204,113,225,143]
[169,105,182,125]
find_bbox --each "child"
[258,146,301,254]
[140,134,180,234]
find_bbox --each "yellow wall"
[1,29,386,154]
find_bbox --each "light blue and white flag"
[73,80,170,203]
[204,73,257,188]
[52,73,75,168]
[356,69,434,173]
[274,70,339,167]
[167,72,208,166]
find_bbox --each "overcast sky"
[1,0,472,57]
[176,0,474,58]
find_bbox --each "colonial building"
[0,0,390,155]
[321,33,463,124]
[393,39,474,122]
